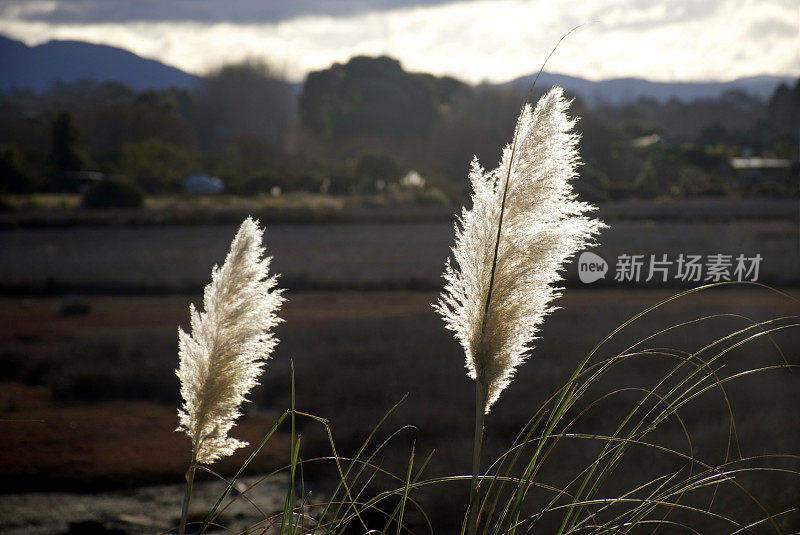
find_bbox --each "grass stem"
[468,381,487,535]
[179,455,197,535]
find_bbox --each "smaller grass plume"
[176,216,285,464]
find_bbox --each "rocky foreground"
[1,474,292,534]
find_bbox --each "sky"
[0,0,797,83]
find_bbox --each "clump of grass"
[435,85,603,534]
[174,216,284,534]
[470,283,799,534]
[170,248,798,533]
[172,282,798,534]
[168,101,797,535]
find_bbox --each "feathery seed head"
[436,87,605,413]
[176,217,284,464]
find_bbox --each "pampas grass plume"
[176,217,284,464]
[436,87,605,413]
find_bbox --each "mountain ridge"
[0,35,199,92]
[496,71,795,105]
[1,35,794,104]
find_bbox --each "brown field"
[1,207,798,532]
[0,219,797,294]
[1,288,798,532]
[0,382,288,491]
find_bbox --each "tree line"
[1,55,797,204]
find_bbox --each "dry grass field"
[1,287,798,532]
[1,202,798,533]
[0,219,797,293]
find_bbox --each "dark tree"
[353,153,405,192]
[766,80,800,139]
[199,61,290,151]
[300,56,464,143]
[49,110,86,178]
[0,144,32,193]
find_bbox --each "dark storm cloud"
[576,0,724,32]
[748,18,797,40]
[3,0,480,24]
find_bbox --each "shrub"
[415,186,451,205]
[81,178,144,209]
[353,153,405,192]
[121,140,199,193]
[0,145,34,194]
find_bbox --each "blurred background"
[0,1,798,533]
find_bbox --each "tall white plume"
[176,217,285,464]
[436,87,605,413]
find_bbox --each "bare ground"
[0,473,291,534]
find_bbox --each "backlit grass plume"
[176,217,284,464]
[436,86,604,414]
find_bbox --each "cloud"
[1,0,797,83]
[0,0,479,24]
[583,0,725,31]
[748,18,797,40]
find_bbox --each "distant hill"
[500,72,796,106]
[1,34,793,105]
[0,35,199,92]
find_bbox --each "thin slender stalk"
[397,442,416,535]
[468,381,487,535]
[469,81,518,535]
[280,362,297,535]
[179,454,197,535]
[478,22,583,339]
